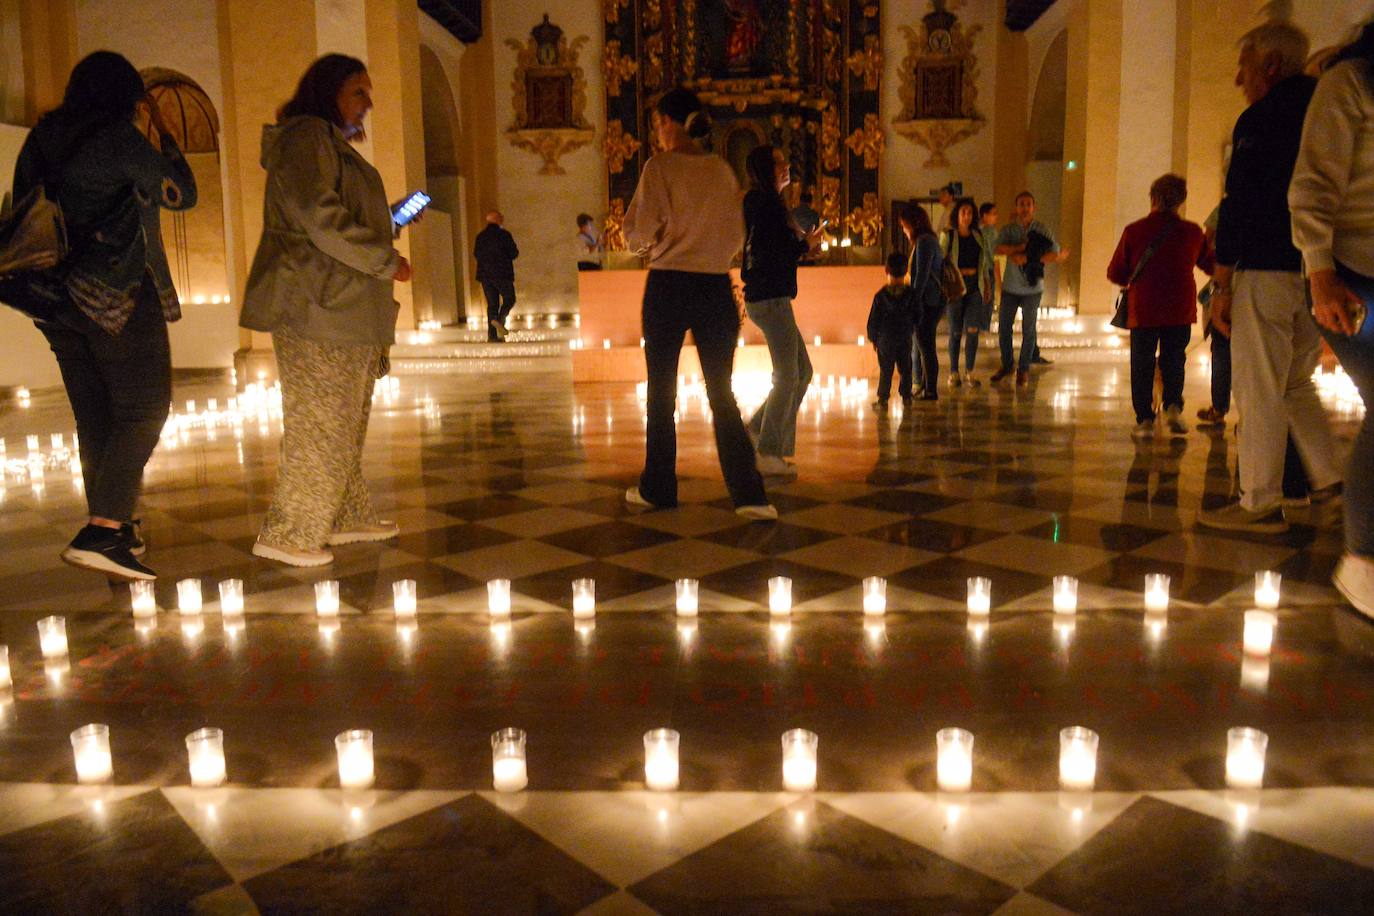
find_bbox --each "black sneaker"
[1032,353,1053,365]
[990,367,1013,385]
[61,525,156,581]
[122,519,145,556]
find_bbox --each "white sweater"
[624,150,744,274]
[1290,59,1374,276]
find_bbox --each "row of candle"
[60,721,1272,793]
[141,569,1287,621]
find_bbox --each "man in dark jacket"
[1199,21,1342,535]
[474,210,519,341]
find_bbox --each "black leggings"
[911,304,941,394]
[639,270,767,508]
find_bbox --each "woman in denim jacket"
[13,51,196,581]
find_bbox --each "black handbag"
[1111,222,1177,330]
[0,185,70,321]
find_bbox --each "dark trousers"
[875,333,913,402]
[37,283,171,522]
[640,270,767,508]
[481,280,516,327]
[1210,330,1232,414]
[911,305,941,394]
[1129,325,1190,422]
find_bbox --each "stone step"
[389,353,571,375]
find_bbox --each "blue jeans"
[1318,263,1374,556]
[745,297,812,458]
[999,290,1041,372]
[947,288,986,373]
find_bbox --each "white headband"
[684,111,701,131]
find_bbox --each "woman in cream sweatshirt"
[622,88,774,519]
[1290,23,1374,617]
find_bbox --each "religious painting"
[602,1,883,249]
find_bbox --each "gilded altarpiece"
[602,0,883,250]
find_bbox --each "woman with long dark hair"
[1292,21,1374,616]
[622,88,774,518]
[942,198,993,387]
[742,144,820,476]
[898,204,944,400]
[239,54,413,567]
[13,51,196,580]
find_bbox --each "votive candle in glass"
[769,577,792,616]
[862,577,886,615]
[967,577,991,615]
[644,728,680,791]
[1226,727,1267,789]
[335,729,374,789]
[572,578,596,619]
[1059,726,1099,791]
[37,615,67,658]
[1144,574,1170,612]
[130,581,156,617]
[0,644,9,689]
[781,728,818,792]
[71,723,112,783]
[392,579,417,617]
[177,578,203,614]
[315,580,340,617]
[186,727,226,787]
[491,727,528,792]
[1254,571,1281,610]
[488,579,512,617]
[936,727,974,792]
[1053,576,1079,614]
[218,579,244,615]
[1243,610,1277,657]
[675,578,699,616]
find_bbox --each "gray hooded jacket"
[239,116,399,345]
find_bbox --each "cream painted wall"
[490,0,606,317]
[882,0,1001,210]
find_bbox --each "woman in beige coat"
[239,54,412,567]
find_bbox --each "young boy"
[867,253,918,408]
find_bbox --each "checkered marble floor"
[0,355,1371,914]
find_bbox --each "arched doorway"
[137,68,227,307]
[1025,30,1069,310]
[419,44,464,326]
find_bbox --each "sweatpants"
[259,331,383,550]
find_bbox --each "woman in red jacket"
[1108,174,1215,440]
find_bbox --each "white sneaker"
[1131,420,1154,441]
[328,522,399,545]
[1334,552,1374,621]
[624,487,654,508]
[735,503,779,521]
[252,540,334,567]
[756,454,794,477]
[1164,406,1188,438]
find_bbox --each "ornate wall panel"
[602,0,882,250]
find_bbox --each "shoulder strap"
[1127,221,1178,286]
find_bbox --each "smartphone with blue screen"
[391,191,431,228]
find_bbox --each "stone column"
[1062,0,1122,316]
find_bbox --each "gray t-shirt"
[997,219,1059,295]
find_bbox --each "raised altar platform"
[574,266,885,383]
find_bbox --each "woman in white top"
[622,88,774,519]
[1290,23,1374,616]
